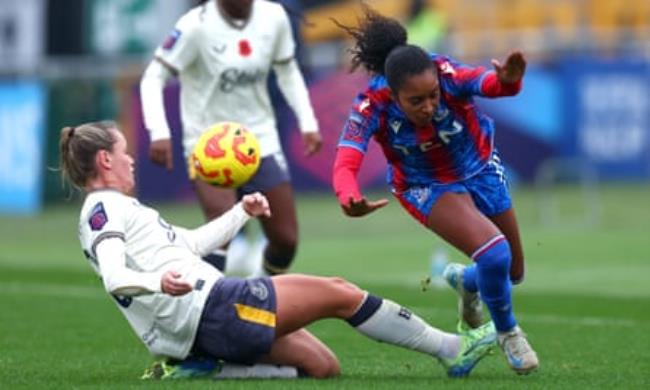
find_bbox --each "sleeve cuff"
[149,128,172,142]
[137,271,163,293]
[298,115,319,134]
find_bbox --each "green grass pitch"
[1,184,648,389]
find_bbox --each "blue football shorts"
[393,153,512,226]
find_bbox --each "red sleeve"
[481,72,522,97]
[332,147,364,206]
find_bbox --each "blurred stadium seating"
[0,0,648,214]
[302,0,650,60]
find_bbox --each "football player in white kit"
[140,0,321,276]
[60,121,498,380]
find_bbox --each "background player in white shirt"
[59,120,498,379]
[140,0,321,275]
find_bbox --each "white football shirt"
[153,0,317,157]
[78,189,228,359]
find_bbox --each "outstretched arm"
[180,192,271,256]
[333,147,388,217]
[481,51,527,97]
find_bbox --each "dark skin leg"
[194,179,298,272]
[425,192,524,281]
[257,182,298,273]
[193,179,237,221]
[426,192,501,256]
[488,208,525,282]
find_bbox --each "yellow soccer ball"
[190,122,261,188]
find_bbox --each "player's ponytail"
[59,121,118,190]
[334,5,407,75]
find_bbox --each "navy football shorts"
[192,277,277,364]
[238,152,291,195]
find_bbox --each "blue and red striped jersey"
[337,54,517,191]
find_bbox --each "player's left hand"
[492,51,526,84]
[342,196,389,217]
[241,192,271,218]
[303,132,322,156]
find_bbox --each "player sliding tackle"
[60,121,497,380]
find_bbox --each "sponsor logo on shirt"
[218,68,265,92]
[88,202,108,231]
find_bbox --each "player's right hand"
[241,192,271,218]
[342,196,389,217]
[149,139,173,171]
[161,271,192,296]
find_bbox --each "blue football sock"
[473,236,517,332]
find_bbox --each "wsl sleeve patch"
[89,202,108,231]
[162,29,182,50]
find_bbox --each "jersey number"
[158,216,176,243]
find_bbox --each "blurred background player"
[332,7,538,375]
[140,0,322,276]
[59,120,498,380]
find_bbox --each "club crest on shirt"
[343,118,364,143]
[162,29,182,50]
[88,202,108,231]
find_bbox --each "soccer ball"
[190,122,261,188]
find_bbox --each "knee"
[325,355,341,377]
[266,232,297,256]
[474,237,511,274]
[306,357,340,379]
[303,351,341,378]
[325,277,365,318]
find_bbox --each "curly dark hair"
[334,4,407,75]
[335,4,434,91]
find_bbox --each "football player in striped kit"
[332,7,538,375]
[59,121,499,380]
[141,0,321,276]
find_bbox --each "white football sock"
[354,298,461,359]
